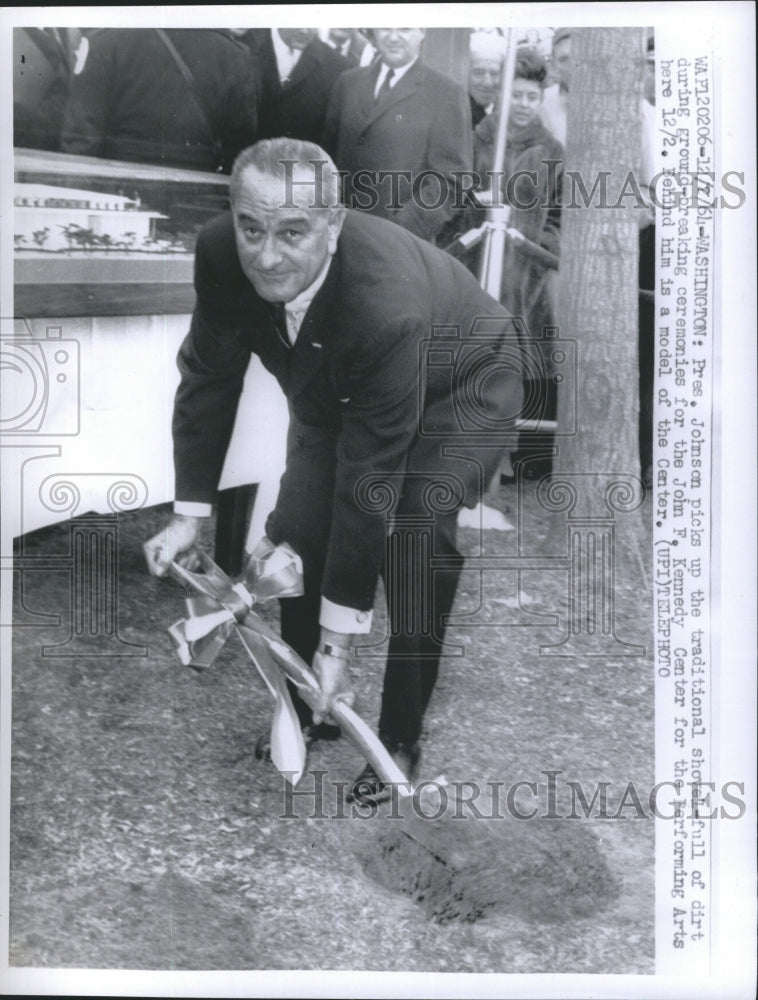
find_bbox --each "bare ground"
[8,481,654,973]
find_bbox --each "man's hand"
[143,514,203,577]
[311,644,355,725]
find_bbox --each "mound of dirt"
[358,786,622,924]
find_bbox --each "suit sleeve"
[172,234,251,504]
[216,47,259,172]
[320,318,423,611]
[540,141,564,258]
[394,78,474,242]
[321,74,344,159]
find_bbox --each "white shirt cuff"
[319,597,373,634]
[174,501,213,517]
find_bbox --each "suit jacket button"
[356,611,369,623]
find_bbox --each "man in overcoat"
[60,28,258,173]
[238,28,349,145]
[146,138,522,801]
[322,27,472,243]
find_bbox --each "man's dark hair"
[514,47,549,87]
[230,138,342,208]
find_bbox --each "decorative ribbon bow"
[167,538,320,785]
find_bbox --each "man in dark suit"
[145,139,522,801]
[322,27,472,243]
[60,29,258,173]
[239,28,349,144]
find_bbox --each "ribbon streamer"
[167,538,311,785]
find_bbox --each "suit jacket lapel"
[282,39,320,90]
[287,258,340,398]
[361,60,423,132]
[358,61,383,119]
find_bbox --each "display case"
[6,149,288,544]
[13,148,231,317]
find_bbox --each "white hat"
[469,30,508,59]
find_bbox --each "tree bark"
[557,27,645,477]
[536,28,649,652]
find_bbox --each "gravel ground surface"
[9,482,654,973]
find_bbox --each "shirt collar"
[377,57,418,88]
[284,255,332,313]
[271,29,302,79]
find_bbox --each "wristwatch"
[318,642,352,660]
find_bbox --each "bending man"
[146,139,522,802]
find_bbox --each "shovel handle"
[260,634,413,792]
[328,699,414,793]
[288,677,413,794]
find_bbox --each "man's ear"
[327,206,347,255]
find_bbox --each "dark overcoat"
[242,32,349,145]
[322,60,473,242]
[60,29,258,173]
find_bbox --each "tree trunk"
[540,28,648,655]
[557,27,644,479]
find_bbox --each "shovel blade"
[269,681,307,786]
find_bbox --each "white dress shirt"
[282,255,331,343]
[271,29,303,83]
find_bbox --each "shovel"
[164,542,620,924]
[166,541,411,793]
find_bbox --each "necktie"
[375,67,395,102]
[270,303,289,345]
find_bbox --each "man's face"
[468,55,503,108]
[328,28,352,47]
[509,78,542,129]
[232,166,344,303]
[374,28,424,68]
[277,28,317,51]
[549,36,571,89]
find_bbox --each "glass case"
[14,148,230,317]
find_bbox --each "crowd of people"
[14,25,588,477]
[15,26,656,797]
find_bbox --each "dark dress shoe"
[346,733,420,804]
[255,721,341,762]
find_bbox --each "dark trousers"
[278,489,463,746]
[268,419,467,746]
[377,487,463,745]
[512,375,558,479]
